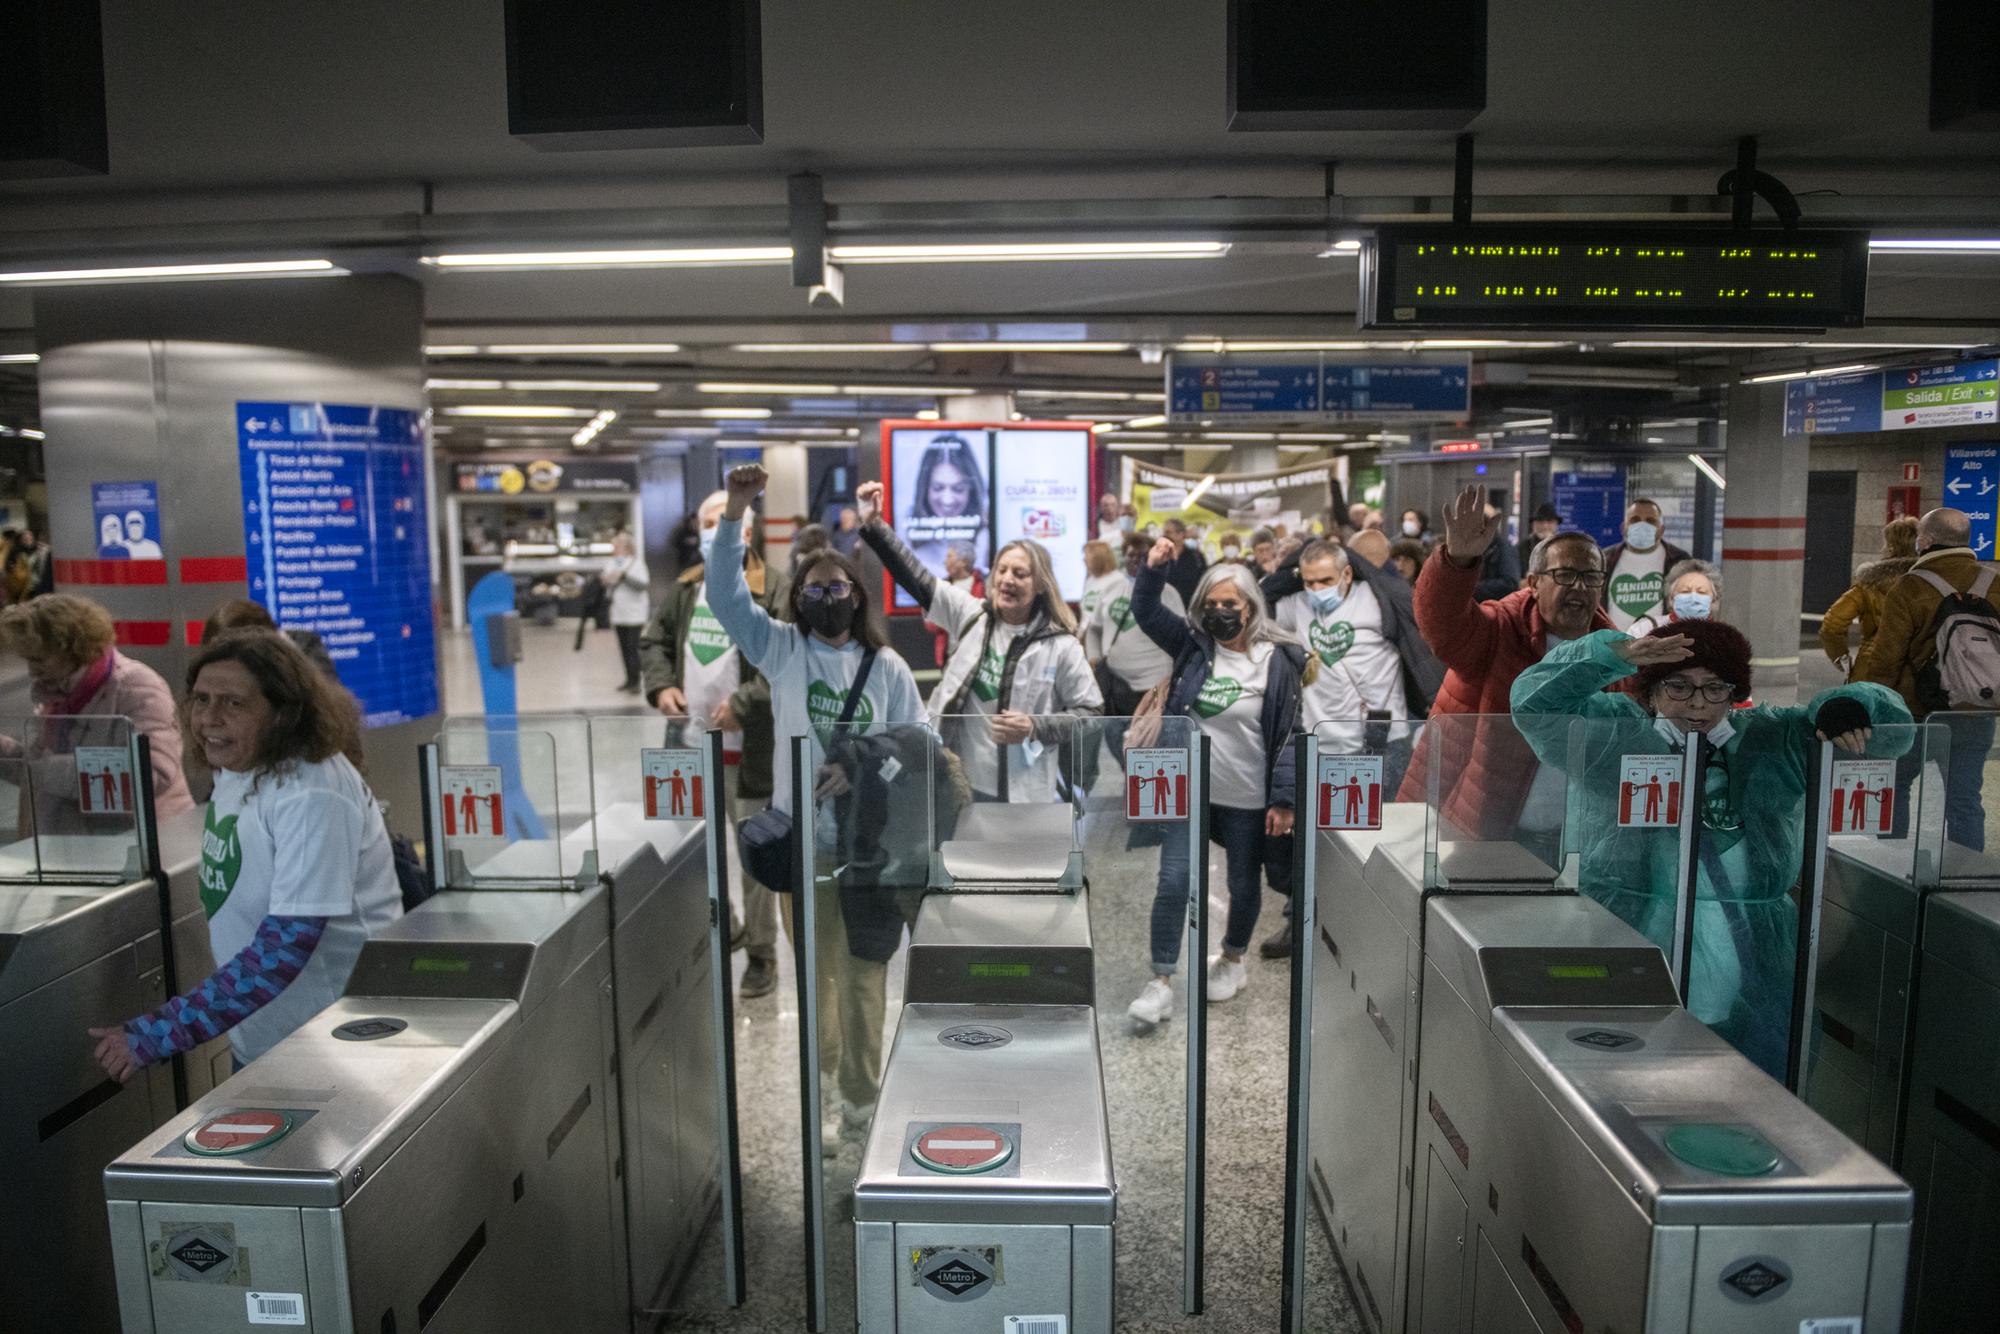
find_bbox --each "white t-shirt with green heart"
[682,584,744,753]
[1607,542,1668,630]
[1195,643,1273,810]
[957,618,1026,795]
[1277,582,1407,745]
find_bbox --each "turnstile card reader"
[855,1003,1115,1333]
[937,801,1080,890]
[904,888,1094,1007]
[1414,895,1912,1333]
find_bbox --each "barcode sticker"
[246,1291,306,1326]
[1004,1318,1066,1334]
[1799,1320,1861,1334]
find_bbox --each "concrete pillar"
[944,393,1012,423]
[34,275,434,832]
[1232,442,1281,473]
[1720,382,1809,705]
[760,442,810,567]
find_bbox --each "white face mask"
[1402,520,1421,537]
[1626,520,1659,551]
[1655,714,1736,749]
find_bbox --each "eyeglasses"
[1658,677,1736,703]
[799,581,853,602]
[1541,568,1608,588]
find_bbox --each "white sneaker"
[842,1100,875,1144]
[1127,977,1175,1029]
[1206,954,1249,1003]
[820,1101,846,1155]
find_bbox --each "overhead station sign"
[1166,351,1471,424]
[1784,358,2000,436]
[237,401,439,728]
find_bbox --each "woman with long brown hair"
[87,630,400,1079]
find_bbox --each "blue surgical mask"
[1672,591,1712,621]
[1309,584,1346,615]
[1119,514,1135,532]
[1626,521,1659,550]
[698,530,716,563]
[1183,537,1197,550]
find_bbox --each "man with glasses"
[1397,485,1613,844]
[641,489,787,998]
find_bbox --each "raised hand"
[856,480,885,523]
[723,464,767,520]
[1614,633,1693,667]
[1147,537,1177,569]
[1440,485,1497,563]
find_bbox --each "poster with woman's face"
[890,428,994,608]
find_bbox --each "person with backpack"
[855,479,1100,804]
[1857,506,2000,850]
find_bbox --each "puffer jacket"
[1396,548,1611,837]
[1858,546,2000,716]
[1820,556,1913,672]
[1130,561,1305,810]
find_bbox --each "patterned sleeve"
[122,915,328,1066]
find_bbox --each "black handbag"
[738,648,877,893]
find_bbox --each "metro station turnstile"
[101,716,742,1333]
[1282,720,1918,1333]
[1,724,226,1334]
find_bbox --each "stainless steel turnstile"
[1413,894,1912,1333]
[1901,890,2000,1331]
[2,775,223,1334]
[104,888,629,1334]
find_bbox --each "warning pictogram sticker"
[184,1108,294,1157]
[1830,758,1895,837]
[1126,747,1189,822]
[440,765,505,838]
[1617,755,1682,828]
[641,747,706,821]
[76,746,134,816]
[1316,754,1384,830]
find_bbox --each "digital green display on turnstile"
[970,962,1032,978]
[1548,964,1610,979]
[411,956,472,974]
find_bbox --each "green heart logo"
[686,604,734,666]
[1310,618,1355,667]
[1109,596,1135,631]
[807,677,875,733]
[970,646,1004,701]
[1611,570,1663,619]
[198,809,241,918]
[1193,675,1242,718]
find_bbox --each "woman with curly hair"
[0,592,193,828]
[87,630,400,1079]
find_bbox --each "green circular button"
[1664,1123,1780,1177]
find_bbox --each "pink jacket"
[31,651,194,830]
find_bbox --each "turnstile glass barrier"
[586,714,746,1319]
[791,719,938,1332]
[432,716,589,885]
[1926,710,2000,865]
[0,716,218,1334]
[1282,712,1560,1334]
[1806,723,1949,1161]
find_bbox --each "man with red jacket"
[1399,485,1613,844]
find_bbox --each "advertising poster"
[92,480,164,559]
[992,427,1092,602]
[237,401,438,727]
[1121,457,1334,560]
[883,423,1094,610]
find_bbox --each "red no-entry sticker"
[912,1124,1014,1174]
[185,1108,294,1157]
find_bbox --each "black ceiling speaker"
[0,0,108,178]
[1931,0,1998,129]
[1227,0,1486,130]
[505,0,763,148]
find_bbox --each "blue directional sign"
[1550,471,1627,549]
[1166,352,1470,424]
[1785,358,2000,437]
[1783,371,1881,437]
[1944,445,2000,559]
[237,401,439,727]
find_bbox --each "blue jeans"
[1945,715,1995,852]
[1149,803,1293,973]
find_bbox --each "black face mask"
[800,595,857,638]
[1201,607,1244,641]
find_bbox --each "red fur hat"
[1630,619,1752,703]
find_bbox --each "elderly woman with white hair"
[1125,539,1311,1025]
[1628,558,1723,637]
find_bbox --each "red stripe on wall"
[179,556,248,584]
[1722,517,1809,529]
[112,620,173,647]
[54,558,168,586]
[1722,548,1807,561]
[186,621,206,646]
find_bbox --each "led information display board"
[880,422,1093,612]
[1361,226,1870,330]
[238,401,439,727]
